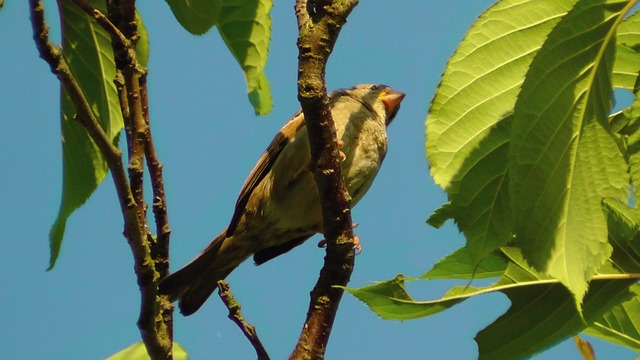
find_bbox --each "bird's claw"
[316,233,362,255]
[337,139,346,161]
[353,234,362,254]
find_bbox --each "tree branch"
[290,1,359,359]
[139,77,171,278]
[140,76,174,342]
[106,1,173,358]
[30,1,172,358]
[217,281,270,360]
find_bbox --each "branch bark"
[106,1,173,358]
[218,281,270,360]
[290,1,359,359]
[30,1,172,358]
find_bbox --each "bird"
[159,84,405,316]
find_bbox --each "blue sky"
[1,1,637,359]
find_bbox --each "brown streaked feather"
[226,111,306,237]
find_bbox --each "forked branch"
[29,1,172,358]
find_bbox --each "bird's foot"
[337,139,346,161]
[316,222,361,254]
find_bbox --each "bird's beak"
[380,90,405,113]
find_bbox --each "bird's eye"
[370,84,385,91]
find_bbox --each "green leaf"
[580,202,640,352]
[107,341,188,360]
[49,4,150,269]
[420,246,507,280]
[345,248,548,322]
[49,1,122,269]
[612,45,640,90]
[583,284,640,352]
[618,9,640,51]
[618,92,640,204]
[347,245,639,358]
[425,202,452,228]
[425,0,579,267]
[476,276,636,360]
[165,0,222,35]
[509,0,632,305]
[614,10,640,89]
[165,0,273,115]
[475,247,636,359]
[136,12,150,67]
[474,178,640,360]
[342,274,479,320]
[217,0,273,115]
[603,198,640,274]
[603,198,640,249]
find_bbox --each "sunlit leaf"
[509,0,632,305]
[420,246,507,280]
[612,45,640,90]
[217,0,273,115]
[49,2,150,269]
[425,0,579,267]
[165,0,273,115]
[165,0,222,35]
[618,92,640,204]
[347,246,638,359]
[50,1,120,269]
[343,274,480,320]
[136,12,150,67]
[618,9,640,51]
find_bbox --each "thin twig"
[70,0,129,47]
[218,281,270,360]
[290,1,359,359]
[140,75,174,342]
[140,76,171,278]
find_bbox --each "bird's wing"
[226,110,306,237]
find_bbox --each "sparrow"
[159,84,405,316]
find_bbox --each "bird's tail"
[158,231,247,316]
